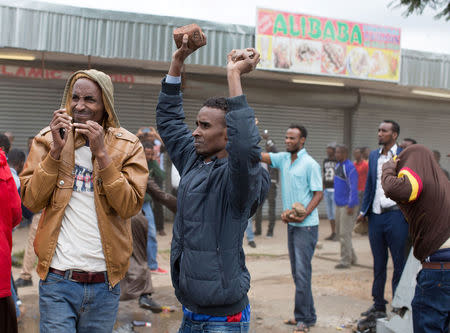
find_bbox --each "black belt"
[380,205,400,214]
[49,268,106,283]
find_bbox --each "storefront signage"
[255,8,401,82]
[0,65,141,84]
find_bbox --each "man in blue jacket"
[156,35,269,332]
[356,120,408,319]
[333,144,359,269]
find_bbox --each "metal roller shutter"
[353,94,450,171]
[0,77,65,151]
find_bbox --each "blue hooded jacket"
[156,78,269,316]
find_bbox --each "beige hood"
[60,69,120,128]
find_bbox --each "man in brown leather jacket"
[20,69,148,333]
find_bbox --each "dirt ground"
[12,219,395,333]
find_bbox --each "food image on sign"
[255,8,401,82]
[322,43,346,74]
[273,37,291,69]
[370,50,389,76]
[348,47,370,77]
[291,40,321,72]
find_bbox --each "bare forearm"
[261,152,271,165]
[168,58,184,77]
[227,70,243,97]
[305,191,323,216]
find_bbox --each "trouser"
[245,219,254,242]
[20,212,41,280]
[412,268,450,333]
[336,206,357,266]
[39,272,120,333]
[120,213,154,300]
[323,188,336,221]
[288,224,318,325]
[178,315,249,333]
[0,296,18,333]
[142,202,158,270]
[254,183,277,234]
[368,210,408,310]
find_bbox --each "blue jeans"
[39,272,120,333]
[368,210,408,310]
[10,275,20,317]
[178,315,249,333]
[412,268,450,333]
[245,218,254,242]
[323,189,335,221]
[143,201,158,270]
[287,224,318,325]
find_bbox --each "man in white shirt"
[356,120,408,319]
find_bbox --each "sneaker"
[266,231,273,238]
[15,278,32,288]
[248,241,257,248]
[150,267,168,274]
[139,294,162,313]
[158,230,167,236]
[361,304,386,317]
[335,263,350,269]
[325,232,337,241]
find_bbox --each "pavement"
[11,219,396,333]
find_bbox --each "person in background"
[255,130,279,237]
[261,124,323,333]
[4,132,14,148]
[137,127,167,236]
[356,120,408,319]
[362,147,370,161]
[7,149,25,190]
[399,138,416,149]
[432,150,450,180]
[0,134,11,156]
[323,142,337,241]
[334,145,359,269]
[0,147,22,333]
[381,144,450,333]
[142,140,167,275]
[353,147,369,214]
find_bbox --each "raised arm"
[225,49,269,213]
[156,33,205,173]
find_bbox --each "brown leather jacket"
[20,127,148,286]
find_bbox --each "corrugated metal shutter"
[353,94,450,171]
[0,77,65,150]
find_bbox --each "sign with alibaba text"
[255,8,401,82]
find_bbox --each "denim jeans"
[245,218,254,242]
[142,201,158,270]
[412,268,450,333]
[178,315,249,333]
[39,272,120,333]
[368,210,408,310]
[287,224,318,325]
[323,189,335,221]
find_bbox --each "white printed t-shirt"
[51,146,106,272]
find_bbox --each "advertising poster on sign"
[255,8,401,82]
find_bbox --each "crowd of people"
[0,31,449,333]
